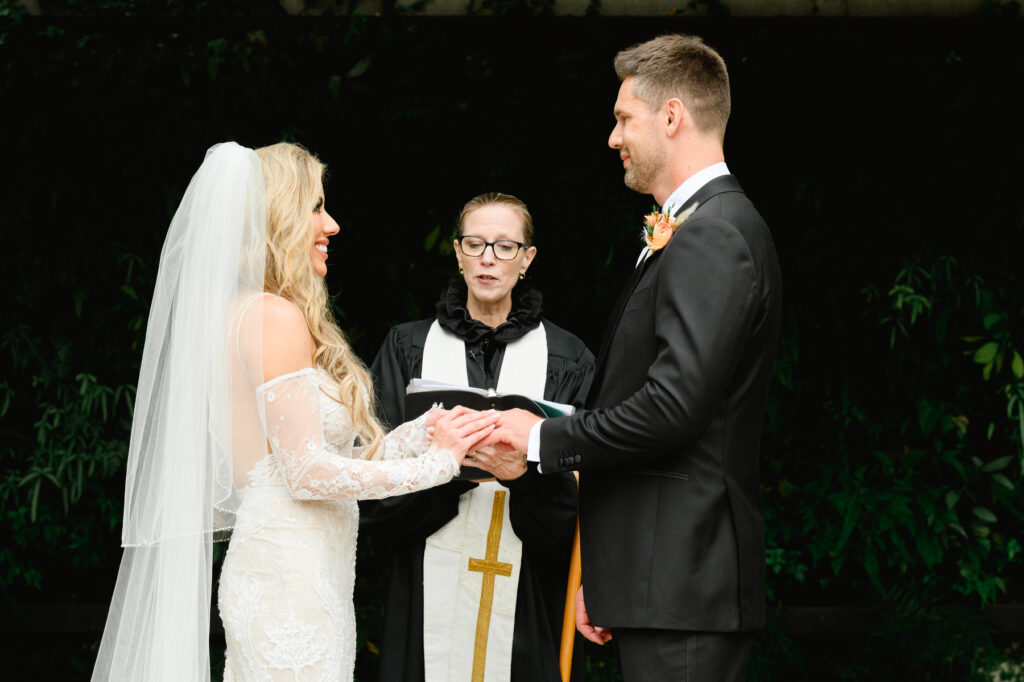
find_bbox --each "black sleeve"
[359,480,479,548]
[541,321,596,412]
[560,350,595,412]
[540,216,758,471]
[364,322,473,542]
[369,326,412,430]
[500,463,577,551]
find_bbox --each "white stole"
[421,319,547,682]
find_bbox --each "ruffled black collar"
[435,277,543,344]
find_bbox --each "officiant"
[362,192,594,682]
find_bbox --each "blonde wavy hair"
[255,142,385,459]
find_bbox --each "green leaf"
[424,224,440,251]
[1013,351,1024,379]
[993,473,1014,490]
[30,479,40,523]
[778,479,795,498]
[973,506,998,523]
[949,522,968,539]
[326,74,342,100]
[347,57,371,79]
[73,291,87,318]
[982,456,1013,472]
[974,342,999,364]
[972,456,984,469]
[983,312,1006,331]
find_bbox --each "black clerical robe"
[362,280,594,682]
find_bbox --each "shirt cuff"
[527,420,542,472]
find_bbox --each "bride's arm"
[368,409,440,461]
[256,296,460,500]
[261,372,460,500]
[256,296,494,500]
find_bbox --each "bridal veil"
[92,142,266,681]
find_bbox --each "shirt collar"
[660,161,730,215]
[635,161,731,267]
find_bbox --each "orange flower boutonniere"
[642,202,699,252]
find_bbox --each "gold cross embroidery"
[467,489,513,682]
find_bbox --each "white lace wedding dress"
[218,367,458,681]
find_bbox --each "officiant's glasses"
[456,236,527,261]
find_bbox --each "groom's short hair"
[614,34,731,141]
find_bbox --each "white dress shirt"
[527,162,732,467]
[635,161,730,266]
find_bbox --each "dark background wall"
[2,6,1024,680]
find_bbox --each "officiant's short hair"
[458,192,535,245]
[614,34,731,141]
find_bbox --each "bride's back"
[231,292,273,488]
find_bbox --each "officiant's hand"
[430,406,499,465]
[488,407,543,454]
[469,442,526,481]
[575,587,613,645]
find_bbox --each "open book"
[405,378,575,480]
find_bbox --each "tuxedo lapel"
[589,253,655,403]
[588,175,744,404]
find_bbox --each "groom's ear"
[664,98,686,137]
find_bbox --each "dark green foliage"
[2,7,1024,680]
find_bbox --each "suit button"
[574,454,581,464]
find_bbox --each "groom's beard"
[622,145,666,195]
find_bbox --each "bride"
[92,142,497,681]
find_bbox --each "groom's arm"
[538,215,759,472]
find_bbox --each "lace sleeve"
[366,408,439,462]
[260,371,458,500]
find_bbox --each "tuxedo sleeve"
[539,216,758,471]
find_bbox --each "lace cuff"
[259,371,457,500]
[371,406,440,461]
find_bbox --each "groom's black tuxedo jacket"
[539,175,782,632]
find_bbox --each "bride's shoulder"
[261,294,316,378]
[261,293,304,324]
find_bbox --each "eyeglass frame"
[455,235,529,261]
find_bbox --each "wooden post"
[559,472,582,682]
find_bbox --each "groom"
[476,34,782,680]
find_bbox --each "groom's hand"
[575,587,613,645]
[490,408,542,454]
[470,442,527,481]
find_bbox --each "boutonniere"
[642,202,699,252]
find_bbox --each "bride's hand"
[424,406,445,432]
[430,406,499,465]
